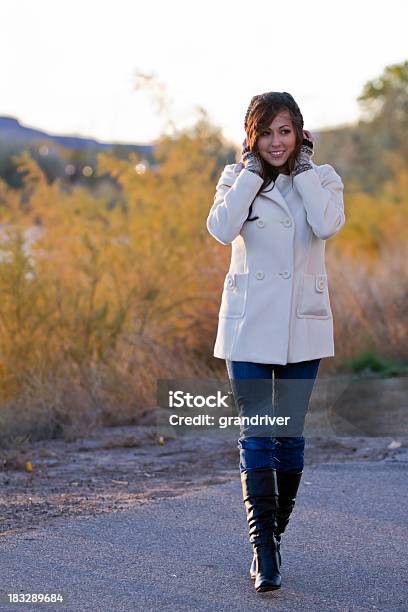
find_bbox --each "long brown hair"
[244,91,305,221]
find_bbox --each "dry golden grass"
[327,244,408,366]
[0,132,406,445]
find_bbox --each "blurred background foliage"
[0,61,407,445]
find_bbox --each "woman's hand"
[293,130,315,176]
[240,137,263,176]
[302,129,314,156]
[303,129,314,145]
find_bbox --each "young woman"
[206,92,346,593]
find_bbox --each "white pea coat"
[206,161,346,365]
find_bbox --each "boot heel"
[254,542,281,592]
[250,535,281,580]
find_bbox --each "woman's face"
[256,109,297,172]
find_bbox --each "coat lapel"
[260,181,291,218]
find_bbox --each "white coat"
[206,161,346,365]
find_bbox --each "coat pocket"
[296,273,332,319]
[219,272,249,319]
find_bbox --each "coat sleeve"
[206,164,264,245]
[293,164,346,240]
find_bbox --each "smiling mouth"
[269,151,285,157]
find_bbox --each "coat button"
[227,276,234,288]
[281,218,292,227]
[255,271,265,280]
[279,270,291,279]
[256,219,265,228]
[316,278,325,291]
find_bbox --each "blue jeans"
[225,359,321,474]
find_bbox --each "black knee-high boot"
[241,468,281,592]
[275,469,303,536]
[249,469,303,580]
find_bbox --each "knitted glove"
[240,138,263,176]
[293,137,314,176]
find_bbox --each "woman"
[206,92,346,593]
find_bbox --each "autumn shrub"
[0,123,232,445]
[0,121,407,445]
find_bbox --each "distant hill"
[0,116,154,157]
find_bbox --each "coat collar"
[224,161,318,221]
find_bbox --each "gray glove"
[292,137,314,176]
[240,138,263,176]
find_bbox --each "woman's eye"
[261,130,290,136]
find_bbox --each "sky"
[1,0,407,147]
